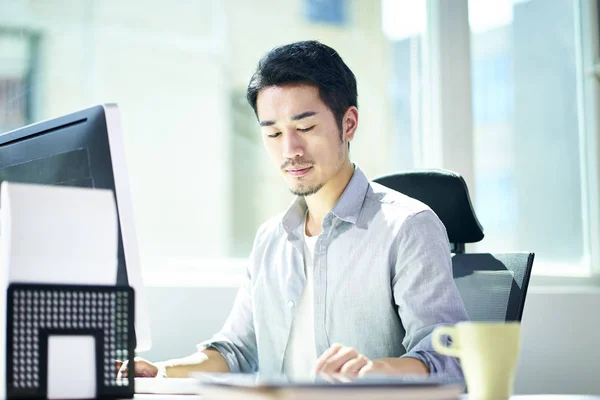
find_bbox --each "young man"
[120,40,469,380]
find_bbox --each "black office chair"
[373,169,534,322]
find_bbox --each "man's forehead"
[257,85,324,122]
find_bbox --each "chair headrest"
[373,169,484,244]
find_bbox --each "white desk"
[131,395,600,400]
[133,396,201,400]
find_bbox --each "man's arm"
[194,264,259,374]
[156,349,230,377]
[373,357,429,374]
[122,265,258,378]
[117,227,268,379]
[119,349,230,378]
[392,209,469,377]
[119,268,257,378]
[119,273,257,378]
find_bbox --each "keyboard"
[134,377,200,395]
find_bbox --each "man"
[119,40,468,380]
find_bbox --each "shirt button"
[287,301,295,308]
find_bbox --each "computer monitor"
[0,103,151,352]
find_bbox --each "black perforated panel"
[6,283,135,399]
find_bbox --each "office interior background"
[1,0,599,394]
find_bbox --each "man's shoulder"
[365,181,433,222]
[253,212,286,246]
[247,213,287,276]
[365,181,450,250]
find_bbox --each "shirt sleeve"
[196,264,258,373]
[392,209,469,380]
[196,223,273,374]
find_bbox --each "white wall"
[141,285,600,396]
[0,0,235,263]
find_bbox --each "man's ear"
[342,107,359,143]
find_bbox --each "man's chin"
[289,183,324,197]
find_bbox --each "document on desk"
[0,181,118,285]
[194,373,464,400]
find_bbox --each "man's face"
[256,84,349,196]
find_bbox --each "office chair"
[373,169,534,322]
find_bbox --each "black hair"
[246,40,358,134]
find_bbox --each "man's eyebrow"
[291,111,318,121]
[259,111,318,127]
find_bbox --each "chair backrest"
[373,169,534,322]
[452,253,534,321]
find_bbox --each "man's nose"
[282,130,304,160]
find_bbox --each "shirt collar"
[281,165,370,235]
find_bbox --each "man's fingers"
[318,347,359,374]
[314,344,343,372]
[339,355,369,375]
[116,360,128,379]
[357,360,375,377]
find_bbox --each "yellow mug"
[432,321,521,400]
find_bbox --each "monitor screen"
[0,104,151,352]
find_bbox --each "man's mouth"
[286,167,312,177]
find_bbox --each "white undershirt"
[282,226,319,380]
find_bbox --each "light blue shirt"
[199,166,469,379]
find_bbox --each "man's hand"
[115,357,159,378]
[314,344,429,377]
[314,344,387,376]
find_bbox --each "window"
[383,0,599,277]
[0,29,38,132]
[382,0,427,171]
[469,0,595,275]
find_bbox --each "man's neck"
[304,162,355,236]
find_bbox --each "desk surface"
[134,396,201,400]
[131,395,600,400]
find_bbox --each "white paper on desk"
[0,181,119,285]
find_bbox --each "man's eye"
[298,126,315,133]
[268,132,282,138]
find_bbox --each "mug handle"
[432,326,461,358]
